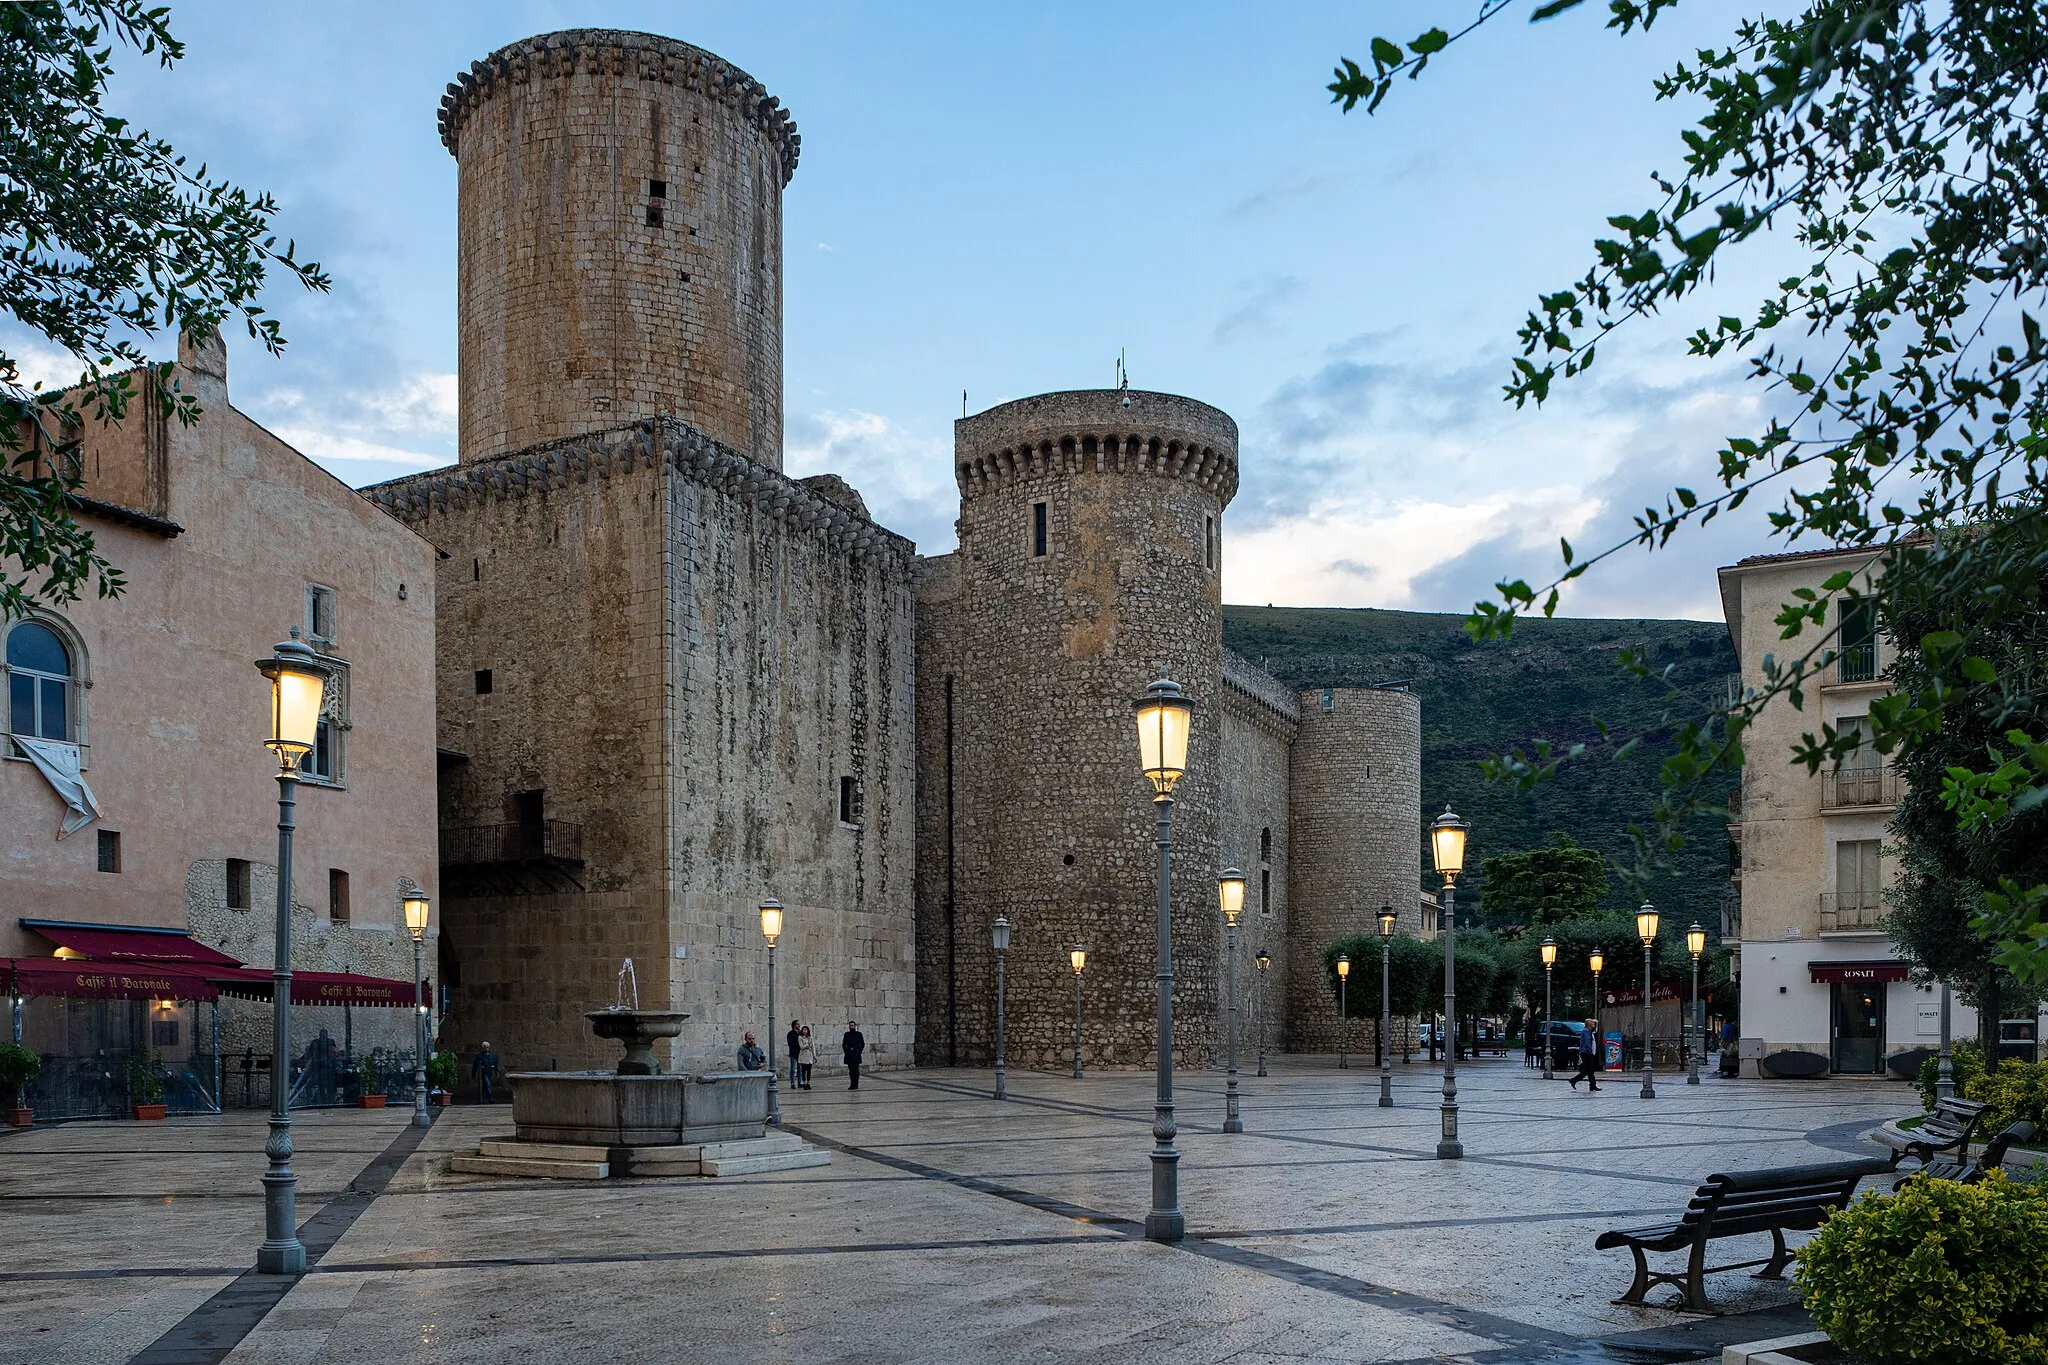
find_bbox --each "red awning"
[211,968,419,1008]
[4,957,220,1002]
[1809,960,1910,984]
[19,919,242,968]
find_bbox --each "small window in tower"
[1205,516,1218,571]
[838,775,863,826]
[648,179,667,199]
[1261,868,1271,916]
[227,858,251,910]
[473,557,481,582]
[474,669,493,695]
[1032,502,1048,558]
[646,203,665,228]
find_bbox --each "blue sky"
[21,2,1819,619]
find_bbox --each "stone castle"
[368,29,1425,1077]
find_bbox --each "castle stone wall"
[444,30,794,467]
[1217,650,1296,1071]
[1285,686,1423,1053]
[914,390,1236,1070]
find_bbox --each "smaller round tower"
[942,390,1238,1070]
[1285,686,1423,1052]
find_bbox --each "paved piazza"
[0,1058,1908,1364]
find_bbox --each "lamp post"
[1070,947,1087,1079]
[1336,955,1351,1068]
[1134,676,1193,1243]
[1540,938,1557,1081]
[1254,949,1271,1077]
[403,891,432,1128]
[1430,805,1469,1159]
[1378,905,1398,1108]
[760,899,783,1127]
[1637,904,1659,1100]
[1936,980,1955,1100]
[253,629,330,1277]
[1219,870,1245,1133]
[992,915,1011,1100]
[1686,923,1706,1086]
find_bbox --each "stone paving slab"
[0,1058,1913,1363]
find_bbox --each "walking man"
[737,1031,766,1072]
[1568,1017,1602,1091]
[786,1018,802,1088]
[471,1041,499,1102]
[842,1019,865,1090]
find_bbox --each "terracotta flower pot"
[357,1094,386,1108]
[430,1091,452,1107]
[5,1107,31,1128]
[131,1103,167,1121]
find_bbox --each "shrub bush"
[427,1050,458,1091]
[1917,1038,1986,1111]
[1967,1059,2048,1136]
[0,1043,40,1104]
[1795,1173,2048,1364]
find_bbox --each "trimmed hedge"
[1796,1173,2048,1365]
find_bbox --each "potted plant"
[128,1052,166,1121]
[427,1049,458,1106]
[357,1049,387,1108]
[0,1043,40,1126]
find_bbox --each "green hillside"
[1222,605,1738,930]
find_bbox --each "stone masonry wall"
[1285,686,1423,1053]
[443,30,795,467]
[1217,650,1296,1073]
[916,390,1236,1071]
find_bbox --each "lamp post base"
[1435,1139,1463,1160]
[1144,1208,1185,1242]
[1640,1076,1657,1099]
[255,1242,306,1276]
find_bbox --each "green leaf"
[1959,656,1998,684]
[1370,36,1404,68]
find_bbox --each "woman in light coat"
[796,1025,817,1089]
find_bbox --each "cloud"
[1213,276,1305,345]
[254,370,459,486]
[785,408,955,552]
[1223,172,1332,220]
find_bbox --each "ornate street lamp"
[1254,948,1271,1077]
[1429,805,1469,1159]
[1377,905,1398,1108]
[1637,903,1660,1100]
[1685,923,1706,1086]
[992,915,1011,1100]
[1336,955,1351,1069]
[1590,947,1605,1076]
[1219,870,1245,1133]
[1069,946,1087,1079]
[1540,937,1558,1081]
[403,890,432,1128]
[760,898,784,1127]
[252,629,331,1277]
[1133,676,1193,1243]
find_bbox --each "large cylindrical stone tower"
[942,390,1237,1068]
[439,30,796,466]
[1285,686,1423,1052]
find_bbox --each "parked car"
[1535,1021,1588,1068]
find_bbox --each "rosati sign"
[1808,960,1909,984]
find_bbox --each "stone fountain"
[448,960,826,1181]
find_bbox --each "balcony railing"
[1823,765,1902,810]
[1834,641,1879,683]
[1820,892,1885,933]
[440,820,584,867]
[1720,887,1742,941]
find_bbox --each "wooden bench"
[1595,1159,1890,1313]
[1893,1120,2037,1190]
[1876,1096,1990,1167]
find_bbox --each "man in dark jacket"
[842,1020,865,1090]
[1568,1017,1602,1091]
[786,1019,802,1087]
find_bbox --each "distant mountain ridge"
[1222,605,1738,927]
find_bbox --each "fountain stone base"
[508,1070,769,1147]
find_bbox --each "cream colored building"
[2,333,440,1114]
[1718,546,1972,1076]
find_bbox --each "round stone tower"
[439,30,797,466]
[944,390,1237,1069]
[1284,686,1423,1052]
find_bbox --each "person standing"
[1568,1017,1602,1091]
[471,1041,499,1103]
[786,1019,802,1088]
[842,1020,865,1090]
[737,1032,766,1072]
[797,1025,816,1089]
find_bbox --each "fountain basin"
[508,1070,769,1146]
[585,1008,690,1076]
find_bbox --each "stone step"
[695,1133,805,1160]
[450,1153,609,1181]
[478,1138,609,1162]
[700,1147,832,1177]
[622,1152,701,1177]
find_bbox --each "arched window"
[7,621,73,742]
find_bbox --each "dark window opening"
[472,557,481,582]
[680,271,691,282]
[1205,515,1218,571]
[97,829,120,873]
[1260,827,1272,862]
[151,1019,180,1047]
[227,858,251,910]
[474,669,493,695]
[839,775,862,825]
[300,718,337,782]
[328,868,350,922]
[1062,853,1075,867]
[645,204,664,228]
[648,179,667,198]
[1838,598,1877,681]
[513,790,545,857]
[1261,867,1271,915]
[1031,502,1048,558]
